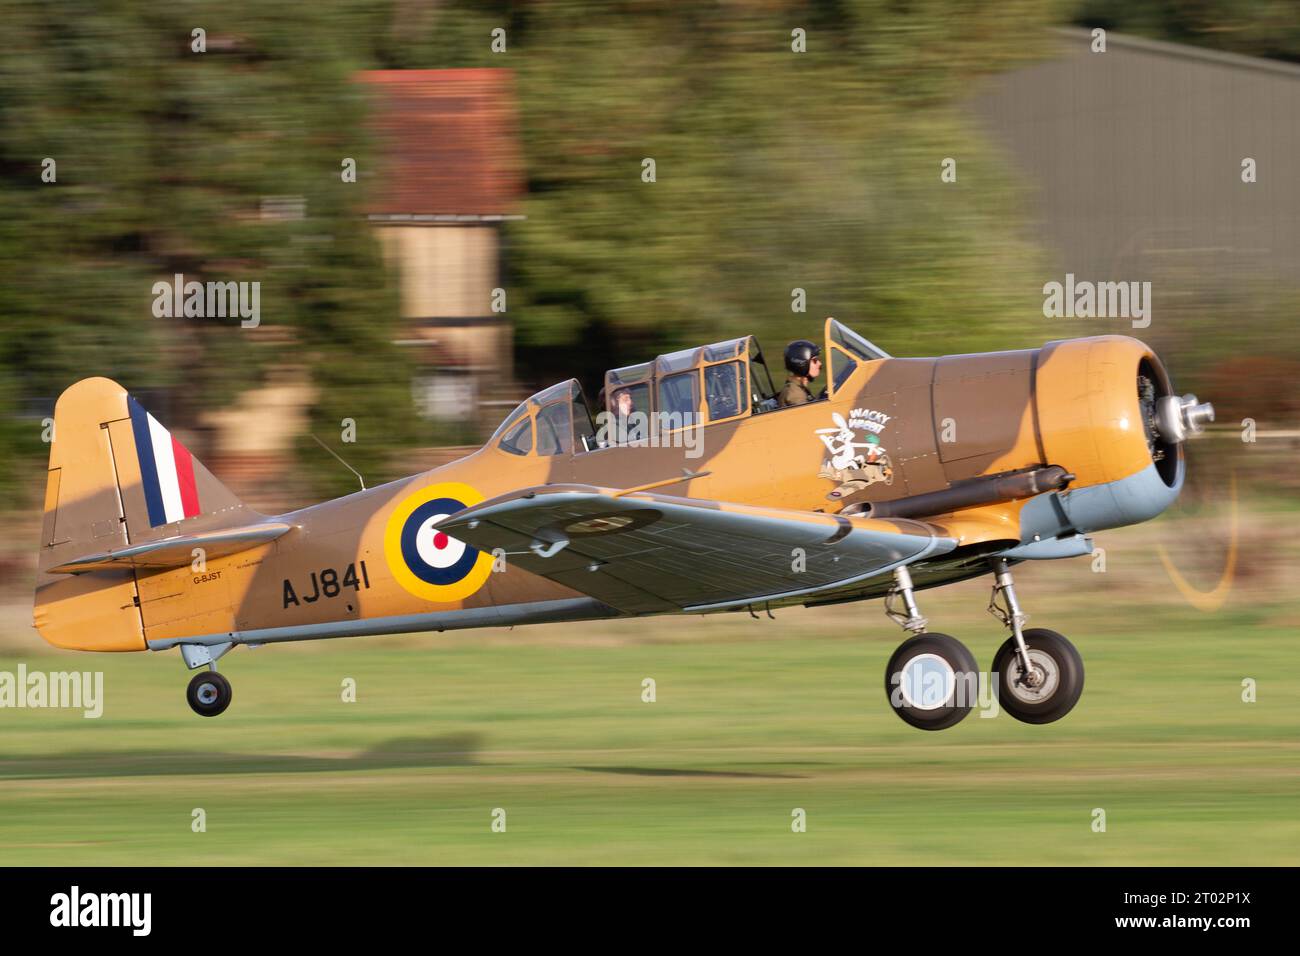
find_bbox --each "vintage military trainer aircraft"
[34,318,1213,728]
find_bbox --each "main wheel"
[186,670,233,717]
[884,633,980,731]
[991,628,1084,724]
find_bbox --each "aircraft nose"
[1155,393,1214,443]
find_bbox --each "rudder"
[34,378,252,651]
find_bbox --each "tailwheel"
[186,670,233,718]
[884,633,979,731]
[991,628,1084,724]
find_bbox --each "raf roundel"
[383,482,494,603]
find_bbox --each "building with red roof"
[357,68,525,426]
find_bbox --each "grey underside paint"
[791,461,1185,610]
[440,488,958,614]
[147,596,618,650]
[998,534,1093,560]
[1017,458,1183,546]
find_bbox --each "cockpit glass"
[748,338,778,410]
[606,382,651,415]
[535,402,571,456]
[572,394,598,452]
[490,401,530,442]
[703,338,746,362]
[830,319,890,361]
[658,371,700,421]
[496,378,600,456]
[705,361,745,420]
[596,334,777,423]
[499,416,532,455]
[656,347,698,374]
[528,381,575,409]
[608,361,652,386]
[831,349,858,392]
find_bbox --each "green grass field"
[2,556,1296,865]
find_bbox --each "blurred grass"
[1,558,1296,864]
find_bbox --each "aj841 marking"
[282,562,371,608]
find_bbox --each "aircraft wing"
[439,485,956,614]
[46,522,291,574]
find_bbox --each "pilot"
[607,387,640,444]
[778,340,822,406]
[611,387,635,420]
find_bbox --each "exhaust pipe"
[845,465,1073,520]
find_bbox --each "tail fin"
[35,378,257,651]
[121,390,245,536]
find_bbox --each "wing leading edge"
[439,485,956,615]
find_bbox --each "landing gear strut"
[987,558,1084,724]
[179,642,235,717]
[882,566,979,731]
[880,560,1086,729]
[988,558,1033,675]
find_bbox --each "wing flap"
[46,522,291,574]
[441,485,955,614]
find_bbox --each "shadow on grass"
[573,765,805,779]
[0,734,482,780]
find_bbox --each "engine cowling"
[1034,335,1211,532]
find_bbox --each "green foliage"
[11,0,1282,502]
[1072,0,1300,63]
[398,0,1062,389]
[0,0,414,499]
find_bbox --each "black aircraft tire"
[884,633,979,731]
[992,628,1084,725]
[186,670,233,717]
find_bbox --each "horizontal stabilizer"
[47,522,291,574]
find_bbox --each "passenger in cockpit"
[612,387,635,421]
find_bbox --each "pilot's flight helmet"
[784,339,821,377]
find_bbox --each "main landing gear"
[882,559,1084,730]
[187,670,233,717]
[986,558,1084,725]
[179,642,235,717]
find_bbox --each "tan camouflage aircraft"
[34,318,1213,728]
